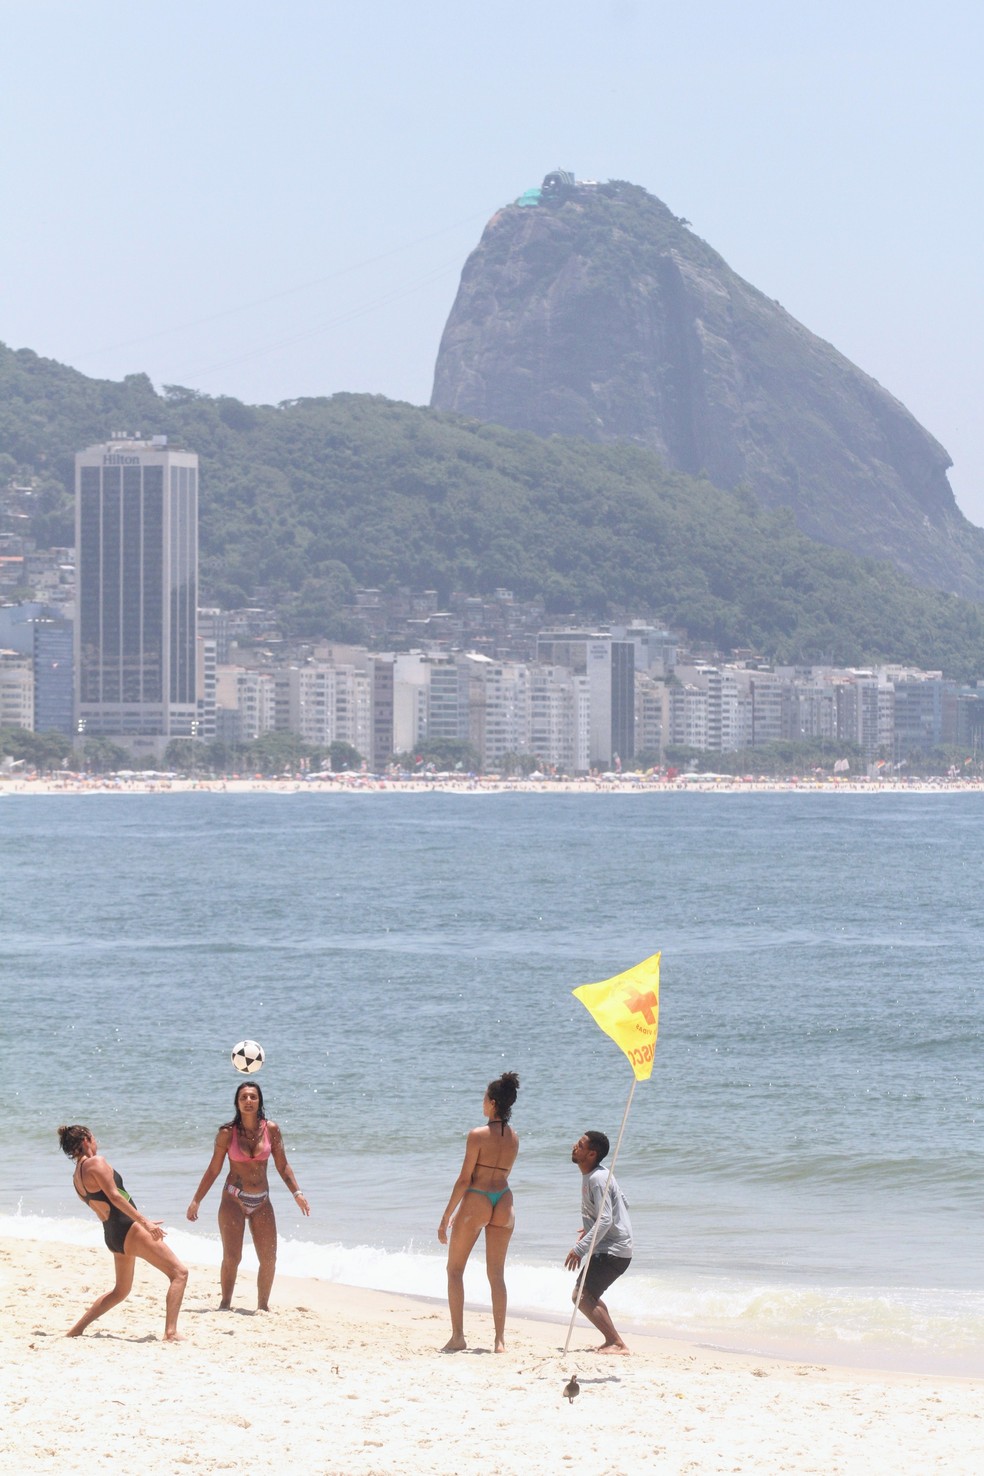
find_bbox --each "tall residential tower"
[535,630,635,768]
[75,436,198,743]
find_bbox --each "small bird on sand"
[563,1374,580,1403]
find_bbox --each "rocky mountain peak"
[432,176,984,599]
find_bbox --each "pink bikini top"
[228,1121,272,1162]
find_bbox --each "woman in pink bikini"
[187,1080,309,1309]
[438,1070,520,1353]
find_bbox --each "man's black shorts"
[582,1253,631,1300]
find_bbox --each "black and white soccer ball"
[231,1039,265,1074]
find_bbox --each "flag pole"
[562,1074,637,1357]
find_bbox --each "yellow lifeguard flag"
[573,952,660,1080]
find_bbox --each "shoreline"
[4,775,984,796]
[3,1236,980,1476]
[5,1209,979,1381]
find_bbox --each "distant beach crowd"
[4,773,984,796]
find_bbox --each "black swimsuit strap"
[75,1163,120,1204]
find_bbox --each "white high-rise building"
[529,665,590,773]
[535,631,635,767]
[667,682,708,751]
[287,663,371,754]
[75,436,198,742]
[390,652,430,756]
[214,665,277,743]
[0,651,34,730]
[465,655,531,769]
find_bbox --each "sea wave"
[655,1148,984,1195]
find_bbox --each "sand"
[2,1237,979,1475]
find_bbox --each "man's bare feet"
[494,1338,506,1353]
[596,1341,630,1354]
[163,1331,186,1342]
[441,1336,467,1352]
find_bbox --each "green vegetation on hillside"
[2,342,984,677]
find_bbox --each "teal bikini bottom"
[466,1185,510,1209]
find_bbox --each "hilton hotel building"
[75,436,199,744]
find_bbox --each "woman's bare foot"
[494,1338,506,1353]
[163,1331,186,1342]
[441,1336,467,1352]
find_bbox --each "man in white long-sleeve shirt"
[564,1130,633,1354]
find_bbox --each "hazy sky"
[3,1,982,523]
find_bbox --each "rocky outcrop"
[432,180,984,599]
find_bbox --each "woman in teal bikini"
[438,1071,520,1353]
[187,1080,309,1310]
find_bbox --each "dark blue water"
[2,792,982,1369]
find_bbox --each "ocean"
[2,791,982,1373]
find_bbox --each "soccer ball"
[231,1039,264,1074]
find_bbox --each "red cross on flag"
[572,952,661,1080]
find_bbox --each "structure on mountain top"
[515,168,595,208]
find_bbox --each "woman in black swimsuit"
[58,1124,188,1340]
[438,1071,519,1353]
